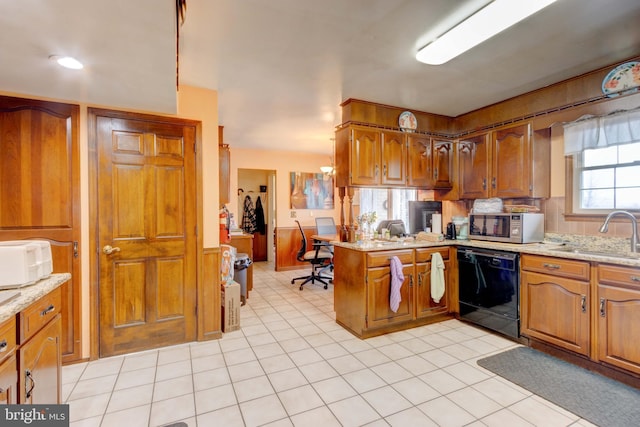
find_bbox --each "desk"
[311,234,338,243]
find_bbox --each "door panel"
[0,97,81,363]
[95,111,197,357]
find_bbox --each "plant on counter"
[356,211,378,240]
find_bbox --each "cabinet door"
[381,131,406,186]
[458,134,489,199]
[367,265,413,328]
[432,140,454,189]
[19,315,61,404]
[415,260,449,319]
[491,123,531,198]
[521,271,590,356]
[407,134,433,187]
[350,128,380,186]
[0,354,17,404]
[597,284,640,375]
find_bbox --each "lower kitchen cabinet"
[0,316,18,404]
[334,245,453,338]
[520,254,590,356]
[596,264,640,376]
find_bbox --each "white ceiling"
[2,0,640,156]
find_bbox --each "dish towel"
[389,256,404,313]
[431,252,446,303]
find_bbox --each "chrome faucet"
[599,210,639,253]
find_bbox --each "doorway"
[237,169,276,262]
[90,108,200,358]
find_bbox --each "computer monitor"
[408,201,442,234]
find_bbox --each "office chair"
[291,220,333,290]
[315,216,337,236]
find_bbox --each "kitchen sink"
[550,247,640,260]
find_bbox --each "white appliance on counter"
[468,213,544,243]
[0,240,53,289]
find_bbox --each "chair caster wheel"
[291,279,295,284]
[299,285,304,291]
[324,284,328,289]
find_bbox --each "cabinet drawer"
[18,287,61,344]
[367,250,413,268]
[521,254,589,281]
[598,264,640,289]
[415,247,449,263]
[0,317,17,364]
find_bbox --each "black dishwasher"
[457,247,520,339]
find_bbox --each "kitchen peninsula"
[332,237,640,385]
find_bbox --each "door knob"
[103,245,121,255]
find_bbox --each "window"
[358,188,417,229]
[564,107,640,214]
[574,142,640,212]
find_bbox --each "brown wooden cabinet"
[334,245,453,338]
[596,264,640,375]
[521,254,591,356]
[337,125,453,190]
[0,317,18,404]
[0,96,81,364]
[458,123,550,199]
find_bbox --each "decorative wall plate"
[398,111,417,132]
[602,61,640,97]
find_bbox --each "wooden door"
[0,354,17,404]
[350,127,380,186]
[432,140,454,189]
[491,123,531,198]
[381,131,406,186]
[459,134,489,199]
[0,97,81,364]
[94,110,198,357]
[520,271,590,356]
[366,265,413,328]
[407,134,432,187]
[597,284,640,375]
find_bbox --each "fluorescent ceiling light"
[50,55,84,70]
[416,0,557,65]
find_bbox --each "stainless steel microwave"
[468,213,544,243]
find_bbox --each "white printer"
[0,240,53,289]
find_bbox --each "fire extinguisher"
[220,206,230,243]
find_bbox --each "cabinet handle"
[25,369,35,399]
[543,263,561,270]
[482,178,486,190]
[418,272,422,286]
[41,304,55,316]
[581,295,586,313]
[434,168,438,180]
[491,177,496,189]
[0,339,6,352]
[73,241,79,258]
[375,165,379,177]
[383,164,387,177]
[631,276,640,282]
[409,274,413,287]
[599,298,606,317]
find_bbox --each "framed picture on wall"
[290,172,334,209]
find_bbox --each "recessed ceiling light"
[49,55,84,70]
[416,0,557,65]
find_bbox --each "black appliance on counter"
[457,246,520,339]
[408,201,442,235]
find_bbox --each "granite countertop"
[332,237,640,268]
[0,273,71,323]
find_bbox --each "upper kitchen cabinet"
[407,135,454,189]
[336,125,453,189]
[336,125,405,187]
[458,122,550,199]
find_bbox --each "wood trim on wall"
[275,226,322,271]
[199,248,222,340]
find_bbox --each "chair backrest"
[294,220,307,262]
[315,217,336,236]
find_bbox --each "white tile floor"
[64,262,597,427]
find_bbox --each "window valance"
[563,107,640,155]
